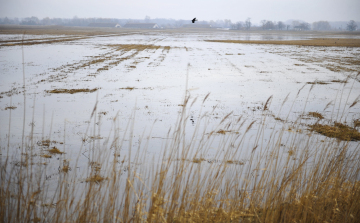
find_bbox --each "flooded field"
[1,28,360,222]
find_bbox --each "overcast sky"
[1,0,359,23]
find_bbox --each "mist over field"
[1,0,360,29]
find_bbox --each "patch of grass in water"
[119,87,135,90]
[85,174,106,183]
[331,79,348,83]
[48,147,65,154]
[47,88,98,94]
[308,112,324,119]
[192,158,205,163]
[354,119,360,128]
[226,160,245,165]
[37,139,62,147]
[215,129,239,134]
[40,154,52,159]
[61,160,70,173]
[306,81,329,85]
[5,106,17,110]
[309,122,360,141]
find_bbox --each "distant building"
[88,23,121,28]
[123,23,159,29]
[182,24,212,28]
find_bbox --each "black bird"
[192,18,197,23]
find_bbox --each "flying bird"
[192,18,197,23]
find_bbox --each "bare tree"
[312,21,331,30]
[265,21,275,30]
[224,19,232,28]
[347,20,358,31]
[245,18,251,30]
[42,17,51,25]
[236,21,243,30]
[20,16,39,25]
[261,20,267,29]
[292,20,300,28]
[277,21,285,30]
[231,21,243,30]
[299,22,310,30]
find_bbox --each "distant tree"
[312,21,331,30]
[264,21,275,30]
[4,17,10,24]
[175,20,183,27]
[42,17,51,25]
[216,19,224,27]
[21,16,39,25]
[52,18,63,25]
[145,15,150,22]
[347,20,358,31]
[245,18,251,30]
[224,19,232,28]
[277,21,285,30]
[261,20,275,30]
[299,22,310,30]
[230,21,243,30]
[235,21,243,30]
[292,20,300,28]
[261,20,267,29]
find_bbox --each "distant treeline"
[0,16,358,31]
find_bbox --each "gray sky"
[1,0,359,23]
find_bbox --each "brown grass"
[40,154,52,158]
[61,160,71,173]
[85,174,107,183]
[354,119,360,128]
[192,158,205,163]
[48,147,64,154]
[4,106,17,110]
[308,111,325,119]
[46,88,98,94]
[2,96,360,222]
[206,38,360,47]
[119,87,135,90]
[0,36,90,46]
[216,129,228,134]
[331,79,348,83]
[309,122,360,141]
[306,81,329,85]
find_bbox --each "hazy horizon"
[1,0,360,24]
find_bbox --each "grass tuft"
[85,174,106,183]
[309,122,360,141]
[48,147,65,154]
[308,111,325,119]
[5,106,17,110]
[306,81,329,85]
[354,119,360,128]
[47,88,98,94]
[40,154,52,158]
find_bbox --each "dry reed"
[1,91,359,223]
